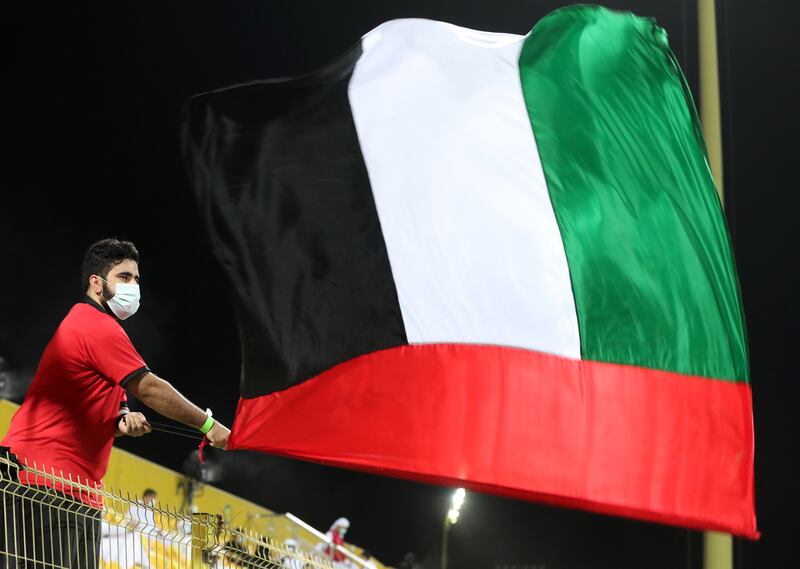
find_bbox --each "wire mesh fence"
[0,453,334,569]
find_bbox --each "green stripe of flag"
[519,6,748,382]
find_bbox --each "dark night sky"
[3,1,798,568]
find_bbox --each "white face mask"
[100,278,141,320]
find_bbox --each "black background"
[3,1,797,568]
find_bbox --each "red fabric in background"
[229,344,758,538]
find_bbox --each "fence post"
[191,512,216,568]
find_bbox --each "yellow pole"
[704,531,733,569]
[699,0,725,204]
[698,1,732,567]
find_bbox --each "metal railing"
[282,514,371,569]
[0,453,333,569]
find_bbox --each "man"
[0,238,230,568]
[316,517,350,565]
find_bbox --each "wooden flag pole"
[699,0,732,566]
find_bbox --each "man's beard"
[101,281,114,304]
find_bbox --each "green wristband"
[199,409,215,434]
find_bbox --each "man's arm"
[126,372,231,449]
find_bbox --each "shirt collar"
[82,295,108,314]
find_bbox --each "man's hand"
[117,412,151,437]
[206,422,231,449]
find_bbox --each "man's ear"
[88,275,103,295]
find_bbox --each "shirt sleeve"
[84,322,150,386]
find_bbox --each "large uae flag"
[182,6,757,537]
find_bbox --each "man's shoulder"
[60,302,124,338]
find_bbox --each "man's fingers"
[136,419,151,435]
[123,413,151,436]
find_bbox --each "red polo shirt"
[2,299,149,505]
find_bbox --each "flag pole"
[698,0,732,565]
[699,0,725,204]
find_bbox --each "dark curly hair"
[81,238,139,293]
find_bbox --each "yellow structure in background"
[699,1,733,568]
[699,0,725,204]
[0,399,386,569]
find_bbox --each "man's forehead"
[110,259,140,277]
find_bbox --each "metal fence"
[0,453,334,569]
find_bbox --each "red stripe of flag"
[229,344,758,538]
